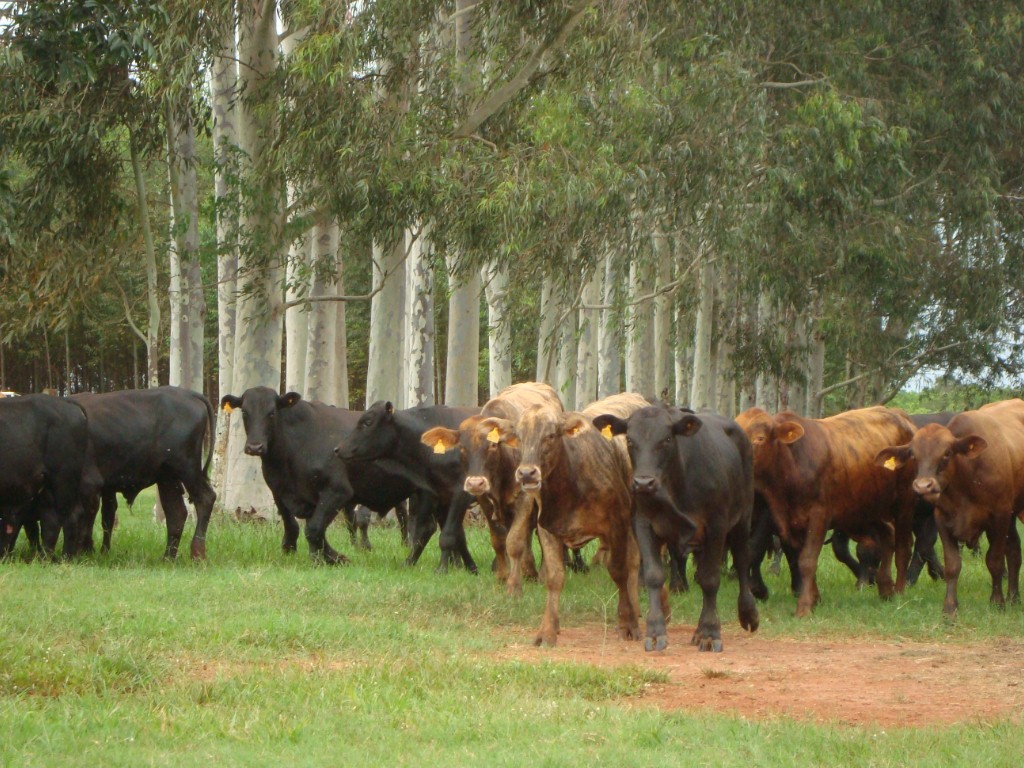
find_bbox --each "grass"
[1,488,1022,766]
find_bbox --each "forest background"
[1,0,1021,513]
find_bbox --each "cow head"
[735,407,804,479]
[421,416,518,497]
[875,423,987,502]
[334,400,397,462]
[220,387,301,456]
[513,406,589,492]
[593,405,701,497]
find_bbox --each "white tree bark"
[367,236,406,407]
[304,221,338,403]
[405,225,435,406]
[626,258,655,397]
[128,138,160,389]
[808,294,826,418]
[482,262,511,398]
[222,0,283,519]
[689,246,715,411]
[444,261,481,407]
[652,227,674,400]
[166,101,205,393]
[755,291,775,411]
[536,276,557,385]
[332,228,349,408]
[576,269,601,406]
[284,233,310,394]
[556,293,577,410]
[597,252,621,398]
[787,306,810,417]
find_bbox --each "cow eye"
[663,436,672,446]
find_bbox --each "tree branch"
[453,0,594,138]
[760,78,829,90]
[115,280,149,347]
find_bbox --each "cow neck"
[537,437,574,508]
[267,401,313,462]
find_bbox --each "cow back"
[484,382,563,421]
[948,399,1024,510]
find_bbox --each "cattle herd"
[3,383,1024,652]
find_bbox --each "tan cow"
[421,382,562,592]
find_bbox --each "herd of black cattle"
[2,382,1023,652]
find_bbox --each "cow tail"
[202,393,216,476]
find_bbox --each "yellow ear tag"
[487,428,500,444]
[223,403,233,413]
[434,439,447,454]
[883,457,897,471]
[601,424,613,440]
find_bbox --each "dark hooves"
[644,635,668,653]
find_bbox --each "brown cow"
[875,398,1024,616]
[736,406,917,617]
[495,404,641,646]
[421,382,562,592]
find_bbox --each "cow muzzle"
[912,477,940,499]
[464,476,491,496]
[516,465,542,491]
[244,442,266,456]
[632,475,659,495]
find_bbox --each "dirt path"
[498,624,1024,727]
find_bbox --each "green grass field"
[1,489,1023,767]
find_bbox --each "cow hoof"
[644,635,668,652]
[695,636,723,652]
[619,624,641,641]
[740,606,760,633]
[533,633,557,648]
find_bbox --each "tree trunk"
[576,268,601,407]
[367,235,406,407]
[556,289,577,410]
[597,252,621,398]
[787,306,810,417]
[405,225,435,406]
[626,257,655,397]
[482,262,511,398]
[536,276,557,385]
[689,246,715,411]
[444,261,480,407]
[304,221,338,403]
[652,226,674,401]
[285,233,310,395]
[332,237,349,408]
[129,135,160,388]
[222,0,283,519]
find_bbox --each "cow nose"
[464,476,490,496]
[244,442,266,456]
[633,476,658,494]
[913,477,940,497]
[516,465,541,489]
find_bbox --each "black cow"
[0,394,89,558]
[593,405,759,652]
[334,400,481,572]
[67,386,216,559]
[220,387,426,564]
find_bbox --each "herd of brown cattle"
[423,383,1024,651]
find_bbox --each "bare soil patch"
[498,624,1024,727]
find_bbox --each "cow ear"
[775,421,805,444]
[954,435,987,459]
[385,401,394,415]
[672,413,703,437]
[563,414,591,438]
[221,394,243,413]
[591,414,627,440]
[875,445,913,471]
[278,392,302,409]
[421,427,460,454]
[479,417,516,448]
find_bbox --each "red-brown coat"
[421,382,562,591]
[736,405,917,616]
[492,405,641,646]
[875,398,1024,615]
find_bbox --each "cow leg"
[343,505,372,551]
[1006,519,1021,605]
[157,481,189,560]
[868,521,897,601]
[606,523,641,643]
[984,516,1011,609]
[534,527,566,647]
[100,492,118,553]
[747,503,772,600]
[728,520,760,635]
[304,487,349,565]
[437,492,477,574]
[77,494,100,554]
[633,515,669,651]
[935,513,962,617]
[566,547,589,574]
[281,511,301,554]
[394,499,409,546]
[477,495,510,583]
[182,476,216,561]
[831,531,865,585]
[795,515,827,617]
[404,494,438,567]
[505,494,536,596]
[668,548,688,593]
